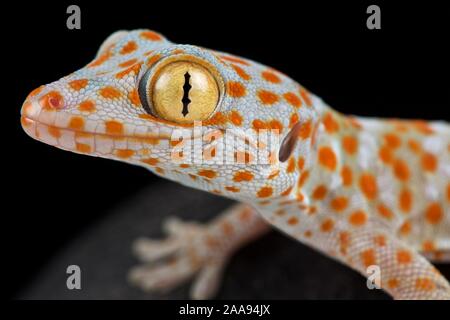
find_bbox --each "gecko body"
[20,29,450,299]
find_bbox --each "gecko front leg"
[128,203,269,299]
[324,226,450,299]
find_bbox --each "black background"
[4,1,449,299]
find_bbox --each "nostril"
[49,96,62,108]
[39,90,65,110]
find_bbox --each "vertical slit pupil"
[181,72,192,117]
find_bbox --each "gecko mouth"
[20,115,171,156]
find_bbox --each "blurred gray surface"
[19,180,393,299]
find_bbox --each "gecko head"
[20,29,318,202]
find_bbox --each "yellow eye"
[142,61,220,124]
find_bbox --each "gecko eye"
[139,61,220,124]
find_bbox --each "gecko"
[20,29,450,300]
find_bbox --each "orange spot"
[287,157,296,173]
[412,121,434,135]
[289,113,299,128]
[379,146,393,164]
[269,120,283,132]
[39,91,64,110]
[447,183,450,201]
[374,235,386,247]
[252,119,267,130]
[68,79,88,91]
[281,186,293,196]
[422,240,436,252]
[299,88,312,106]
[304,230,313,238]
[231,64,251,80]
[297,157,305,170]
[225,186,240,193]
[399,188,412,213]
[221,221,234,236]
[204,112,228,126]
[47,126,61,139]
[298,170,310,188]
[330,197,349,212]
[239,208,252,221]
[384,133,402,149]
[347,116,363,130]
[393,158,410,181]
[425,202,443,225]
[287,217,299,225]
[76,143,91,153]
[115,63,141,79]
[421,152,437,172]
[69,117,85,130]
[233,171,254,182]
[407,139,422,153]
[116,149,134,159]
[78,100,96,112]
[298,120,312,139]
[399,220,412,236]
[341,166,353,186]
[312,185,328,200]
[119,58,138,68]
[397,249,412,264]
[146,54,162,67]
[198,169,217,179]
[88,51,112,67]
[227,81,246,98]
[105,120,124,136]
[27,85,44,99]
[257,187,273,198]
[141,158,159,166]
[342,135,358,155]
[267,170,279,179]
[320,219,334,232]
[258,90,279,105]
[415,278,436,291]
[120,41,138,54]
[229,110,243,126]
[283,92,302,108]
[261,71,281,83]
[339,231,351,255]
[128,89,140,106]
[140,31,163,41]
[318,146,337,171]
[377,204,394,220]
[349,210,368,226]
[387,278,399,289]
[221,55,250,66]
[99,86,122,99]
[359,173,378,200]
[361,249,376,268]
[322,112,339,134]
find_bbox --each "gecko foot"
[128,217,229,299]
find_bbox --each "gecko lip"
[20,115,173,156]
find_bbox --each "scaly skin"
[20,29,449,299]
